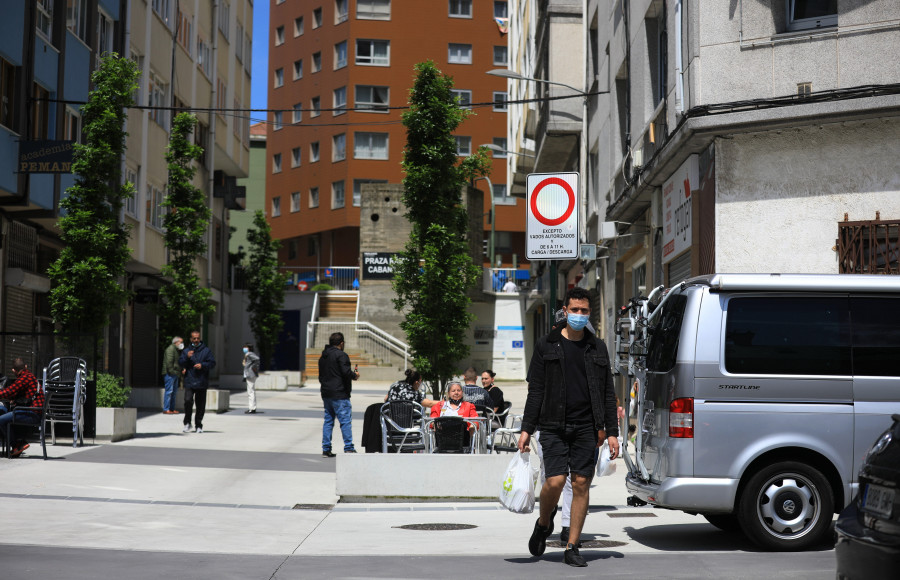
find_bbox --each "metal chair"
[430,416,475,453]
[490,413,523,453]
[486,401,513,430]
[379,401,426,453]
[42,357,87,448]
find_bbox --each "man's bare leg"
[538,474,567,526]
[566,473,592,545]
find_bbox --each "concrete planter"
[95,407,137,442]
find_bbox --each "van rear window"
[725,297,851,376]
[851,297,900,377]
[647,293,688,372]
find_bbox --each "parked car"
[620,274,900,550]
[835,414,900,579]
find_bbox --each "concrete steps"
[318,292,358,318]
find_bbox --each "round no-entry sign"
[526,172,580,260]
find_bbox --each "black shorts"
[538,424,598,478]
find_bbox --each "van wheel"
[702,514,741,532]
[737,461,834,551]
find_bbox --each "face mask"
[176,343,184,351]
[567,313,589,331]
[242,348,249,354]
[449,394,463,404]
[192,340,200,347]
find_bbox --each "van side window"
[725,297,851,376]
[851,298,900,377]
[647,293,687,372]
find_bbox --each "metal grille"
[667,250,692,286]
[7,221,37,271]
[838,218,899,274]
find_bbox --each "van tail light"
[669,398,694,438]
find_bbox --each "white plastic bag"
[499,451,540,513]
[596,441,617,477]
[531,431,546,487]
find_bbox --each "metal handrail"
[307,320,409,371]
[306,292,320,349]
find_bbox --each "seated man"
[0,358,44,458]
[460,366,492,410]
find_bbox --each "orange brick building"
[266,0,524,273]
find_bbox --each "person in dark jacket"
[179,330,216,433]
[517,286,619,568]
[319,332,359,457]
[161,336,183,414]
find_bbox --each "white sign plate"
[526,172,579,260]
[662,155,698,264]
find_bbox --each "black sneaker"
[528,506,557,557]
[564,544,587,567]
[322,451,336,458]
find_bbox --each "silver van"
[620,273,900,550]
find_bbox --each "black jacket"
[318,344,355,399]
[522,324,619,437]
[179,341,216,389]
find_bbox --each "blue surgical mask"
[567,313,589,331]
[242,348,249,354]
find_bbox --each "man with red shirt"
[0,358,44,458]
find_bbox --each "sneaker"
[244,409,256,414]
[10,443,29,458]
[322,450,336,458]
[345,449,357,453]
[183,424,192,433]
[528,506,557,557]
[563,544,587,567]
[195,427,203,433]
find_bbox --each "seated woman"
[430,382,479,451]
[384,369,437,408]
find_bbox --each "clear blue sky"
[251,1,269,111]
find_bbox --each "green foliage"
[394,61,490,399]
[158,113,215,340]
[48,53,139,336]
[310,283,334,292]
[245,211,288,369]
[95,372,131,408]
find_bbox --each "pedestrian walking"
[162,336,183,414]
[319,332,359,457]
[518,286,619,567]
[179,330,216,433]
[242,343,261,414]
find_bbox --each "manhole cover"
[269,418,298,421]
[607,512,657,518]
[292,504,334,510]
[394,523,478,531]
[546,540,627,549]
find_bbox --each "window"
[275,25,285,46]
[272,196,281,217]
[724,297,851,376]
[356,39,390,65]
[288,240,298,259]
[272,153,282,173]
[493,91,508,111]
[218,1,230,40]
[148,73,169,128]
[355,85,389,112]
[448,43,472,64]
[451,89,472,108]
[175,9,192,54]
[493,45,508,66]
[291,191,301,212]
[216,78,227,118]
[64,107,81,142]
[36,0,53,39]
[125,166,139,218]
[851,298,900,377]
[195,122,209,167]
[646,293,688,372]
[273,111,283,131]
[333,86,347,115]
[291,147,301,168]
[309,187,319,208]
[354,132,388,159]
[1,58,17,130]
[788,0,837,31]
[312,52,322,73]
[98,10,115,55]
[293,59,304,80]
[353,179,387,206]
[332,133,346,161]
[492,137,507,157]
[493,184,515,205]
[147,184,166,230]
[236,23,243,62]
[244,35,252,73]
[455,136,471,156]
[334,41,348,69]
[332,180,345,209]
[313,7,323,28]
[335,0,349,23]
[311,96,320,117]
[294,16,304,36]
[68,0,90,41]
[292,103,302,124]
[197,35,212,77]
[358,0,390,19]
[310,141,320,162]
[449,0,472,18]
[274,68,284,88]
[494,1,508,18]
[838,217,899,274]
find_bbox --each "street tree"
[245,210,287,368]
[48,53,139,339]
[158,112,214,340]
[393,61,491,399]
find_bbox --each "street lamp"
[480,143,536,158]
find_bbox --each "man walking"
[518,286,619,567]
[162,336,183,414]
[319,332,359,457]
[179,330,216,433]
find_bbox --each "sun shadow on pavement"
[622,522,835,553]
[505,551,625,565]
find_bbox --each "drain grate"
[607,512,657,518]
[394,523,478,531]
[292,504,334,510]
[546,540,627,549]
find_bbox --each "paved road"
[0,380,838,579]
